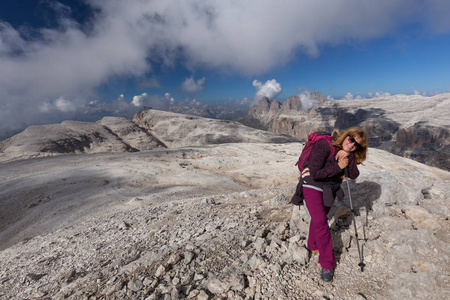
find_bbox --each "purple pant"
[303,186,336,270]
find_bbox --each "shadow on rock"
[330,180,382,263]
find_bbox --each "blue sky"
[1,0,450,139]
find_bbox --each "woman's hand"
[335,150,349,161]
[336,150,349,169]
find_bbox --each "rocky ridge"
[131,108,298,148]
[0,109,297,163]
[0,117,164,162]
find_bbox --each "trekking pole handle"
[344,167,349,178]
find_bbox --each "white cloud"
[342,92,363,100]
[55,97,77,112]
[128,92,176,110]
[339,91,393,100]
[253,79,282,101]
[39,97,78,113]
[410,88,434,96]
[39,102,52,113]
[239,97,253,106]
[343,92,354,100]
[131,93,148,107]
[297,89,323,110]
[181,76,206,94]
[374,92,391,98]
[1,0,450,137]
[165,92,175,104]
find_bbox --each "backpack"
[295,131,335,172]
[291,131,335,206]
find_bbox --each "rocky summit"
[240,92,324,130]
[0,110,449,300]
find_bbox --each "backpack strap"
[303,138,335,169]
[325,137,335,161]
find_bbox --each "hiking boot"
[320,268,334,283]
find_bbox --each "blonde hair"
[332,127,368,164]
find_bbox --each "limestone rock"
[207,277,229,294]
[282,242,309,265]
[97,116,166,150]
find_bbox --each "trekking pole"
[344,167,366,272]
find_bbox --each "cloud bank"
[1,0,450,138]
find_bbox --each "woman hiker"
[302,127,368,282]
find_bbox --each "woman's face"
[343,135,362,152]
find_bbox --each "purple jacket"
[302,139,359,206]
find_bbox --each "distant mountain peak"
[242,92,324,130]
